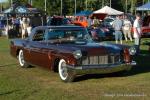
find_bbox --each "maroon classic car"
[10,25,136,82]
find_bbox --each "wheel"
[18,50,29,68]
[58,59,76,82]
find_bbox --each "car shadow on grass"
[74,50,150,82]
[0,63,18,67]
[0,90,20,96]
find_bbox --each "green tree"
[3,0,149,16]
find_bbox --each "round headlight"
[73,50,82,59]
[129,47,136,55]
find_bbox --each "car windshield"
[45,28,93,44]
[104,18,114,22]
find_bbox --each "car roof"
[34,25,85,30]
[29,25,86,41]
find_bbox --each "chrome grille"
[80,55,121,65]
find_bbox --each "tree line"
[2,0,150,15]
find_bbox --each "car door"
[25,29,53,68]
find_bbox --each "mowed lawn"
[0,37,150,100]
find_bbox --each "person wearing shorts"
[113,16,123,44]
[123,15,133,42]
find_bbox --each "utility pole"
[0,3,2,13]
[10,0,13,6]
[31,0,33,6]
[142,0,144,16]
[102,0,104,7]
[126,0,127,13]
[45,0,47,12]
[110,0,111,7]
[61,0,62,16]
[131,0,133,14]
[143,0,144,5]
[142,0,145,6]
[86,0,87,10]
[75,0,76,15]
[28,0,32,5]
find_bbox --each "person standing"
[90,26,99,40]
[123,15,133,42]
[21,17,30,39]
[93,17,100,27]
[27,24,32,36]
[113,15,123,44]
[20,17,26,39]
[26,17,31,36]
[87,16,93,28]
[133,13,142,55]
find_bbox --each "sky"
[0,0,9,3]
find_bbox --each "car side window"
[46,30,64,40]
[32,30,45,41]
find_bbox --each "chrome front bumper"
[67,61,136,75]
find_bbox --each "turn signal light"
[123,48,131,63]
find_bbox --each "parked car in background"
[123,14,150,37]
[88,27,105,41]
[10,25,136,82]
[88,26,114,41]
[130,14,150,37]
[0,20,5,30]
[73,16,88,28]
[101,26,115,40]
[0,16,20,38]
[0,17,7,36]
[103,17,115,27]
[141,15,150,36]
[47,16,73,26]
[86,17,115,41]
[73,14,107,28]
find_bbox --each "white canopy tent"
[93,6,124,15]
[0,0,8,3]
[0,0,9,12]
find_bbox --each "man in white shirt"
[21,17,30,39]
[133,13,142,54]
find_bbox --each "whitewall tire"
[18,50,29,68]
[58,59,76,82]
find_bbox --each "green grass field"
[0,37,150,100]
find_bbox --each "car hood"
[56,42,123,56]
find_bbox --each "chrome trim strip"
[67,61,136,75]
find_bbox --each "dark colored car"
[47,16,72,26]
[10,25,136,82]
[88,26,114,41]
[141,15,150,36]
[88,27,105,41]
[103,17,115,27]
[0,17,6,36]
[0,20,5,30]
